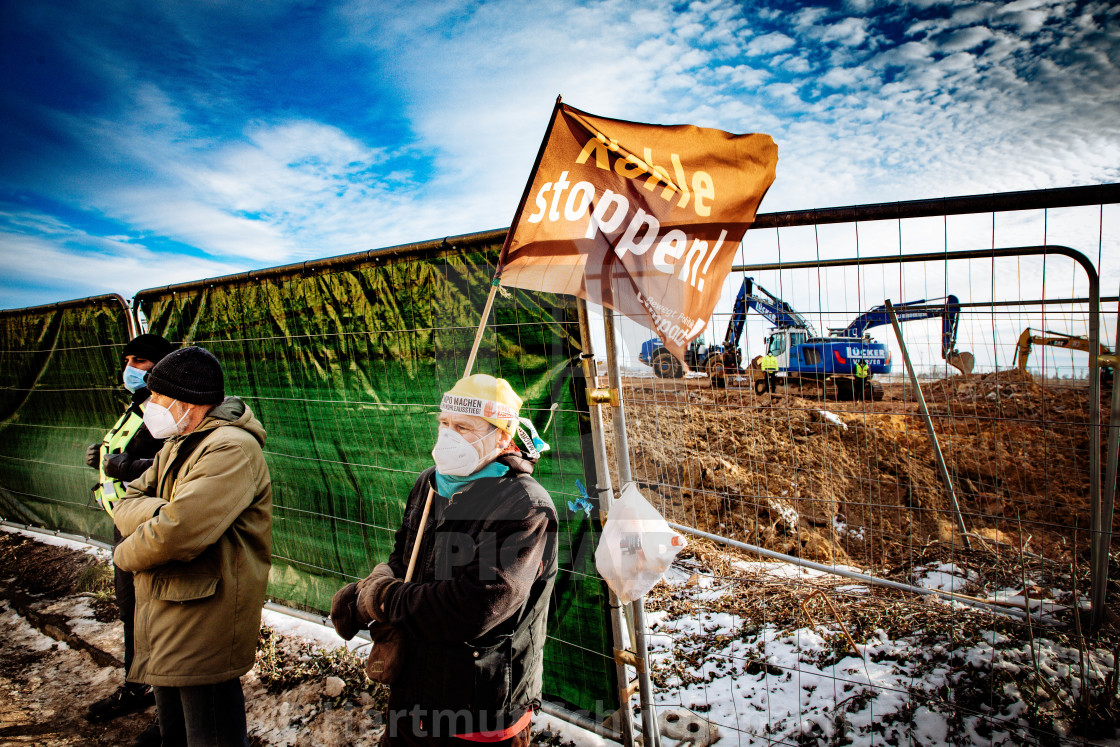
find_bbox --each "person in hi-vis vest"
[854,359,870,402]
[84,333,174,742]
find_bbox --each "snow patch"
[912,562,977,592]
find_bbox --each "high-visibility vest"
[95,401,146,518]
[855,362,869,379]
[761,355,779,372]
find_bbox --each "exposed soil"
[0,530,390,746]
[0,532,158,746]
[0,530,587,747]
[605,369,1114,576]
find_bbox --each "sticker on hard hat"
[440,394,517,420]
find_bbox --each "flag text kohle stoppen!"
[525,134,727,346]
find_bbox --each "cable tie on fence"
[568,480,594,517]
[542,402,559,431]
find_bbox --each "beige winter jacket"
[113,397,272,687]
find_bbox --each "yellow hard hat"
[441,374,523,435]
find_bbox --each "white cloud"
[780,55,813,74]
[0,216,244,308]
[997,5,1050,34]
[36,84,441,265]
[872,40,935,69]
[5,0,1119,312]
[714,64,771,89]
[746,31,798,56]
[934,25,995,52]
[819,65,869,88]
[823,16,871,46]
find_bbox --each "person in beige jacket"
[113,346,272,747]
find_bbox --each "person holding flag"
[476,99,776,746]
[335,99,776,746]
[330,374,557,746]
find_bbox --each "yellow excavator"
[1014,328,1115,385]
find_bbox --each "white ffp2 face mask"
[144,400,190,439]
[431,427,493,476]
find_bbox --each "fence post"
[1093,285,1120,627]
[1087,275,1106,626]
[602,307,662,747]
[577,299,637,746]
[886,300,971,549]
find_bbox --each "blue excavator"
[639,277,974,399]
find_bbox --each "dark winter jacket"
[379,455,558,734]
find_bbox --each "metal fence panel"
[620,198,1119,744]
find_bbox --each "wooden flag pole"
[404,486,436,582]
[411,96,566,586]
[462,278,502,379]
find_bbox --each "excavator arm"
[733,278,816,337]
[1015,328,1114,374]
[841,295,974,373]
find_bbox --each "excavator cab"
[767,332,788,359]
[692,336,708,361]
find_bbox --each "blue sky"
[1,0,1118,314]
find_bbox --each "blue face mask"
[122,365,148,393]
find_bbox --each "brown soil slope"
[603,370,1110,569]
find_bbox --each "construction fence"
[0,237,616,719]
[612,189,1120,745]
[2,184,1119,744]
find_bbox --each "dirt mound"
[603,372,1109,569]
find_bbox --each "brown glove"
[364,622,405,684]
[329,582,363,640]
[356,563,400,624]
[85,443,101,469]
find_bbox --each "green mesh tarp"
[134,237,616,716]
[0,295,132,540]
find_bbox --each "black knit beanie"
[122,334,175,365]
[146,346,225,405]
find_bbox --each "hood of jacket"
[186,396,266,446]
[496,447,537,475]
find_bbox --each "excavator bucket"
[946,351,975,374]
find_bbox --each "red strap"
[453,709,533,742]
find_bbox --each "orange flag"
[499,101,777,362]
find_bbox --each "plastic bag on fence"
[595,482,687,603]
